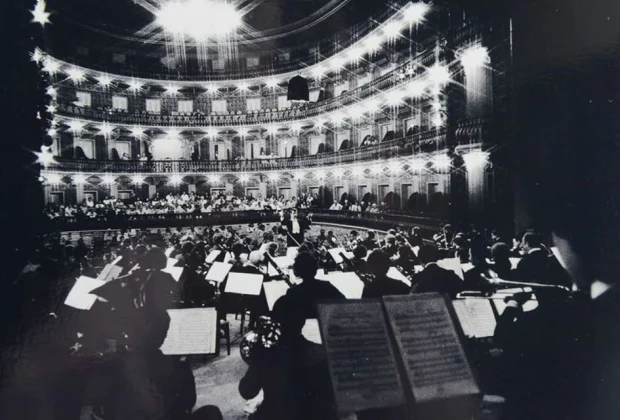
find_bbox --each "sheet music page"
[316,269,330,281]
[319,272,365,299]
[461,263,474,273]
[224,272,264,296]
[453,299,497,338]
[317,301,405,414]
[160,308,218,355]
[287,247,298,259]
[413,246,420,256]
[205,262,233,283]
[328,248,346,264]
[383,294,479,402]
[206,250,221,264]
[166,258,181,269]
[267,262,280,277]
[273,256,294,269]
[111,256,123,266]
[263,280,290,310]
[437,258,465,280]
[165,247,174,257]
[387,267,411,287]
[64,276,106,310]
[162,266,184,282]
[97,264,114,281]
[301,318,322,344]
[509,258,521,270]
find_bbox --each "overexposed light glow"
[463,151,489,168]
[460,45,490,68]
[131,175,145,184]
[166,128,180,138]
[101,174,116,185]
[347,47,364,61]
[73,174,88,185]
[427,65,451,85]
[46,173,62,184]
[265,78,278,88]
[47,128,57,136]
[31,0,50,26]
[331,56,346,71]
[208,174,220,183]
[348,105,365,118]
[432,101,443,111]
[365,99,381,112]
[98,124,114,136]
[433,154,451,169]
[31,48,43,63]
[293,171,303,180]
[239,174,249,182]
[269,173,279,182]
[67,120,85,132]
[237,127,248,136]
[165,84,181,95]
[386,90,404,106]
[46,104,56,114]
[96,74,113,87]
[46,86,57,97]
[35,146,55,168]
[315,169,325,179]
[407,79,426,97]
[127,79,144,92]
[207,128,218,138]
[331,112,345,124]
[42,57,60,74]
[291,122,302,132]
[267,126,279,135]
[312,66,326,79]
[204,84,217,93]
[155,0,242,40]
[170,174,183,185]
[365,35,382,53]
[389,161,400,173]
[383,21,403,39]
[371,165,382,174]
[410,158,425,171]
[403,2,430,23]
[352,166,363,176]
[130,126,144,137]
[333,168,344,177]
[67,67,86,83]
[432,113,444,127]
[237,82,249,92]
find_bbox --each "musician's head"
[367,250,391,277]
[353,245,368,260]
[366,230,376,239]
[398,245,415,260]
[385,234,396,245]
[491,242,512,267]
[521,232,542,253]
[143,247,168,270]
[418,244,440,266]
[248,251,264,267]
[293,251,318,281]
[411,227,421,235]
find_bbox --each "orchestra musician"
[362,250,410,298]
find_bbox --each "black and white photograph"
[1,0,619,418]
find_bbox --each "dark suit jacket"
[412,264,464,299]
[516,249,548,283]
[362,275,410,298]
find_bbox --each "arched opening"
[360,135,375,147]
[384,192,401,211]
[290,145,297,158]
[110,148,121,160]
[231,136,242,160]
[226,149,231,160]
[316,143,325,154]
[405,192,419,212]
[191,143,200,161]
[75,146,88,159]
[340,192,349,205]
[339,139,349,151]
[381,130,396,142]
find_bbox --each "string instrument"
[339,252,374,286]
[263,252,293,287]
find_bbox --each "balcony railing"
[54,41,438,128]
[44,209,445,237]
[50,130,446,174]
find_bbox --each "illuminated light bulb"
[267,126,279,135]
[207,128,218,138]
[98,124,114,136]
[410,158,425,171]
[46,173,62,184]
[365,99,381,112]
[169,174,183,185]
[427,64,451,85]
[127,79,143,92]
[68,120,85,132]
[347,47,364,61]
[42,57,60,74]
[433,154,451,169]
[237,82,249,92]
[333,168,344,177]
[47,127,57,136]
[386,90,405,106]
[50,117,59,127]
[383,21,403,39]
[31,47,43,63]
[352,166,364,176]
[97,74,113,87]
[66,67,86,83]
[237,127,248,136]
[101,174,116,185]
[365,35,382,53]
[331,56,346,70]
[166,128,181,139]
[204,84,217,93]
[239,174,249,182]
[164,83,180,94]
[35,146,55,167]
[73,174,88,185]
[131,175,145,184]
[155,0,242,40]
[460,45,490,68]
[130,126,144,137]
[291,122,302,132]
[331,112,345,124]
[347,105,365,118]
[293,171,303,180]
[432,113,444,127]
[31,0,50,26]
[312,66,326,79]
[208,174,220,183]
[46,104,56,114]
[315,169,325,179]
[269,173,279,182]
[264,78,278,88]
[462,151,489,168]
[46,86,57,97]
[408,79,426,97]
[403,2,430,23]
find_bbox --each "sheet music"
[317,301,405,414]
[287,247,298,259]
[267,262,281,277]
[224,272,264,296]
[263,281,290,310]
[461,263,474,273]
[328,248,346,264]
[509,258,521,270]
[162,266,184,282]
[437,258,465,280]
[383,294,479,402]
[166,258,181,269]
[273,256,294,269]
[205,262,233,283]
[387,267,411,287]
[64,276,106,310]
[301,318,323,344]
[412,246,420,256]
[206,250,221,264]
[165,247,174,257]
[318,272,365,299]
[160,308,218,355]
[111,256,123,266]
[452,299,497,338]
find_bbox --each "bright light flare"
[35,146,55,168]
[410,158,425,171]
[96,74,113,87]
[66,67,86,83]
[347,47,364,62]
[31,0,50,26]
[101,174,116,185]
[333,168,344,177]
[239,173,249,182]
[237,127,248,136]
[269,173,279,182]
[169,174,183,185]
[315,170,325,179]
[207,128,218,138]
[312,66,326,79]
[67,120,85,132]
[331,56,346,71]
[433,154,451,169]
[46,173,62,184]
[386,90,404,106]
[463,151,489,168]
[407,79,426,97]
[46,104,56,114]
[208,174,220,183]
[47,128,57,136]
[371,165,382,174]
[131,175,145,184]
[42,57,60,74]
[432,113,444,127]
[267,126,279,135]
[365,35,382,53]
[403,3,430,23]
[97,124,114,136]
[460,45,490,68]
[383,21,403,39]
[165,84,181,94]
[73,174,88,185]
[365,99,381,112]
[331,112,345,124]
[46,86,57,97]
[127,79,144,92]
[130,126,144,137]
[31,47,43,63]
[237,82,249,92]
[427,65,451,85]
[293,171,303,180]
[389,162,401,173]
[155,0,242,40]
[265,78,278,88]
[291,122,302,132]
[352,166,364,176]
